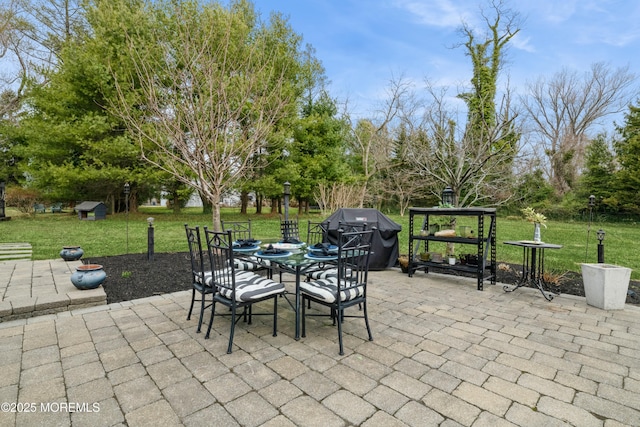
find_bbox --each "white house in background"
[185,192,204,207]
[149,190,241,208]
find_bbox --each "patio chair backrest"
[306,221,328,247]
[203,228,236,295]
[336,227,375,294]
[337,222,368,249]
[338,221,368,233]
[184,224,207,284]
[221,220,252,242]
[280,216,301,243]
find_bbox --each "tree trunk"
[210,191,222,231]
[256,194,263,214]
[171,193,181,214]
[211,204,221,231]
[108,195,115,215]
[240,190,249,214]
[202,199,212,215]
[129,194,138,213]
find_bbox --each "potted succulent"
[459,253,479,266]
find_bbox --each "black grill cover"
[321,208,402,270]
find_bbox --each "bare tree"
[381,167,427,216]
[315,182,363,214]
[522,62,636,195]
[346,76,411,207]
[0,0,84,115]
[110,1,300,229]
[382,97,431,216]
[391,0,520,208]
[404,83,519,207]
[1,0,30,116]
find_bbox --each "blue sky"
[252,0,640,123]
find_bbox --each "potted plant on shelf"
[459,253,479,266]
[446,242,456,265]
[398,254,409,273]
[521,207,547,243]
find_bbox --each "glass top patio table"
[234,245,336,340]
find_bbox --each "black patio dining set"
[183,217,376,355]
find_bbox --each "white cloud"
[392,0,475,29]
[510,32,535,53]
[516,0,580,24]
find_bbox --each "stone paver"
[0,259,105,321]
[0,261,639,426]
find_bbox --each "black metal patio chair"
[222,219,271,275]
[301,227,375,355]
[184,224,214,333]
[280,216,302,244]
[203,228,286,354]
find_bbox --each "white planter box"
[581,263,631,310]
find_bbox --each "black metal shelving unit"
[408,207,497,290]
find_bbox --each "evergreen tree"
[290,92,351,212]
[612,104,640,214]
[12,0,165,210]
[576,134,616,211]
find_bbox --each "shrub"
[5,186,42,214]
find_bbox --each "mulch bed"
[84,252,192,304]
[85,252,640,306]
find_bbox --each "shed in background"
[76,201,107,220]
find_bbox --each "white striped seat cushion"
[194,271,213,286]
[233,256,271,271]
[300,277,363,303]
[306,268,351,280]
[307,268,338,280]
[197,267,236,287]
[216,272,285,302]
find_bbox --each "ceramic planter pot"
[457,226,473,238]
[581,263,631,310]
[60,246,84,261]
[70,264,106,290]
[398,256,409,273]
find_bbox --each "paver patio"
[0,260,639,426]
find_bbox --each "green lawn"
[1,206,636,279]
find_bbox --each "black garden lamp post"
[147,217,155,262]
[124,182,130,253]
[441,186,455,207]
[0,182,5,219]
[283,181,291,221]
[597,229,605,263]
[585,194,596,262]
